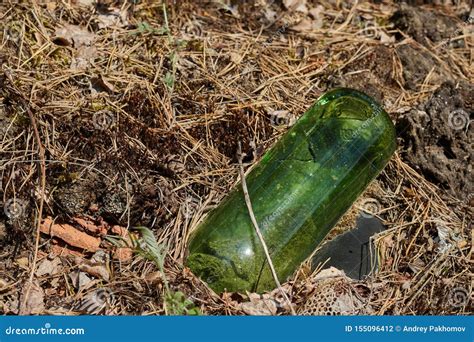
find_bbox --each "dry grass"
[0,0,472,315]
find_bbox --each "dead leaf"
[76,0,95,7]
[240,297,277,315]
[229,52,241,64]
[382,233,394,248]
[76,250,110,281]
[283,0,308,13]
[96,8,129,29]
[308,5,324,29]
[19,281,45,315]
[45,2,57,11]
[291,18,318,32]
[71,46,98,71]
[90,75,115,93]
[5,296,19,314]
[16,257,29,269]
[380,31,395,44]
[79,264,110,281]
[314,267,345,281]
[53,24,94,48]
[69,270,93,290]
[144,271,164,284]
[36,257,62,277]
[264,8,277,22]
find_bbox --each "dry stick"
[237,142,296,315]
[23,102,46,300]
[7,78,47,310]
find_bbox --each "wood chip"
[51,242,84,257]
[40,217,100,252]
[72,216,108,236]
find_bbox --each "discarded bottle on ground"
[186,88,396,293]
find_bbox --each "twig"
[5,73,46,311]
[23,103,46,310]
[237,142,296,315]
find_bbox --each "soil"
[0,0,472,315]
[397,81,473,200]
[390,5,462,45]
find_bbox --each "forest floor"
[0,0,472,315]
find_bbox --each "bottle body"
[187,88,396,293]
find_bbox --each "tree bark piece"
[40,217,100,252]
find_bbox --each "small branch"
[23,103,46,309]
[237,142,295,315]
[5,74,46,311]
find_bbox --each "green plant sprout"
[107,226,200,315]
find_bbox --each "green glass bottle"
[186,88,396,293]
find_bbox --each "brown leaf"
[380,31,395,44]
[90,75,115,93]
[71,46,98,71]
[19,281,45,315]
[76,251,110,281]
[79,264,110,281]
[76,0,95,7]
[291,18,318,32]
[96,9,129,29]
[69,270,93,290]
[283,0,308,13]
[240,297,277,315]
[36,257,62,277]
[53,24,94,48]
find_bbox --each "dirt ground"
[0,0,472,315]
